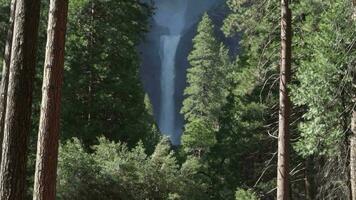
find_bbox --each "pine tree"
[0,0,15,162]
[33,0,68,199]
[0,0,41,199]
[351,100,356,199]
[277,0,292,199]
[181,13,230,156]
[290,1,355,197]
[61,0,153,146]
[350,1,356,199]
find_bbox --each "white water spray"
[145,0,222,144]
[154,0,188,142]
[159,35,181,138]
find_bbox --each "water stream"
[140,0,223,144]
[154,0,188,143]
[159,35,181,138]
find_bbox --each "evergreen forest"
[0,0,355,199]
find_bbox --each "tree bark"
[350,1,356,199]
[33,0,68,199]
[0,0,16,162]
[277,0,292,199]
[304,157,315,200]
[350,55,356,200]
[351,123,356,200]
[0,0,41,199]
[353,0,356,20]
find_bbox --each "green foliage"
[181,13,231,155]
[235,188,259,200]
[57,139,100,200]
[182,118,216,155]
[219,0,355,199]
[57,137,208,200]
[61,0,154,146]
[291,0,355,156]
[200,1,282,198]
[0,0,354,199]
[0,0,10,63]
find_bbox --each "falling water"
[141,0,224,144]
[159,35,181,138]
[154,0,188,142]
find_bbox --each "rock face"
[139,0,229,145]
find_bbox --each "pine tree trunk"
[0,0,40,199]
[350,1,356,199]
[0,0,16,162]
[87,1,95,125]
[350,56,356,200]
[351,125,356,200]
[33,0,68,199]
[277,0,292,199]
[304,157,315,200]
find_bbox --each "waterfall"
[154,0,188,144]
[159,35,181,140]
[140,0,224,145]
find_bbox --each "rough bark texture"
[0,0,16,161]
[0,0,40,199]
[33,0,68,199]
[351,58,356,199]
[351,89,356,200]
[277,0,292,199]
[351,124,356,200]
[350,1,356,199]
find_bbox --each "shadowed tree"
[349,1,356,199]
[33,0,69,199]
[0,0,16,162]
[0,0,41,199]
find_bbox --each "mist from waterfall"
[154,0,188,143]
[143,0,223,145]
[159,35,181,141]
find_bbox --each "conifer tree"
[33,0,69,199]
[277,0,292,199]
[0,0,15,160]
[181,13,230,156]
[0,0,40,199]
[61,0,153,146]
[351,77,356,199]
[350,1,356,198]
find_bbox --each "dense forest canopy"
[0,0,355,200]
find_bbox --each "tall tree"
[61,0,153,146]
[350,1,356,197]
[351,97,356,199]
[33,0,68,199]
[181,13,230,156]
[0,0,16,161]
[222,0,285,198]
[290,0,355,198]
[277,0,292,199]
[0,0,41,199]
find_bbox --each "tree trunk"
[277,0,292,199]
[32,0,68,199]
[304,157,315,200]
[351,124,356,200]
[350,55,356,200]
[353,0,356,20]
[0,0,16,162]
[0,0,41,199]
[87,0,95,125]
[350,1,356,199]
